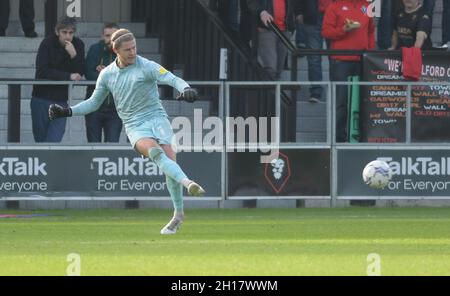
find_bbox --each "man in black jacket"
[31,17,84,142]
[84,23,122,143]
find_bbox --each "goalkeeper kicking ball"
[362,160,393,189]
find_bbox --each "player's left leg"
[159,144,208,234]
[135,138,204,234]
[161,175,184,234]
[135,136,205,196]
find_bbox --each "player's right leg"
[161,144,205,197]
[135,138,205,196]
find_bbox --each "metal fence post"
[219,81,226,208]
[224,82,231,204]
[68,82,74,142]
[7,84,21,143]
[331,82,337,208]
[406,84,412,144]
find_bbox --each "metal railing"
[3,80,450,202]
[3,79,450,145]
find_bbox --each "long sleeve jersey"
[71,55,189,129]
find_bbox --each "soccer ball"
[362,160,393,189]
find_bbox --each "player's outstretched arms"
[177,87,198,103]
[48,104,72,121]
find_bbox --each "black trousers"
[0,0,35,33]
[330,60,362,143]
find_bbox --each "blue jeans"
[85,109,123,142]
[227,0,240,33]
[296,25,306,47]
[31,97,67,143]
[377,0,393,49]
[302,15,324,99]
[443,0,450,43]
[330,60,361,142]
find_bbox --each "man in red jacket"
[321,0,375,142]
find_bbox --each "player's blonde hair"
[111,29,135,49]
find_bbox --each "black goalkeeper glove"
[48,104,72,121]
[178,87,198,103]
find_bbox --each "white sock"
[180,178,192,189]
[174,211,184,219]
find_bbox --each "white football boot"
[187,181,205,197]
[160,215,184,235]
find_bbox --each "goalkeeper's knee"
[148,147,164,162]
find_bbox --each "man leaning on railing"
[31,16,84,143]
[389,0,433,50]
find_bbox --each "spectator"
[377,0,401,49]
[318,0,333,48]
[31,17,84,142]
[385,0,436,47]
[422,0,436,20]
[297,1,332,55]
[84,23,122,143]
[298,0,326,103]
[247,0,298,80]
[322,0,375,142]
[217,0,241,35]
[389,0,433,50]
[0,0,37,37]
[214,0,253,46]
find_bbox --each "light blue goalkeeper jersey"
[71,55,189,130]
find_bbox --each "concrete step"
[0,68,35,79]
[0,37,159,53]
[0,52,162,68]
[0,37,43,52]
[297,116,327,133]
[3,21,147,38]
[297,101,327,117]
[431,29,443,46]
[0,97,6,110]
[0,85,33,100]
[296,132,327,143]
[280,70,331,84]
[0,114,6,130]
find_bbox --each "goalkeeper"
[48,29,205,235]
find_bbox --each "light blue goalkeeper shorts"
[126,116,174,148]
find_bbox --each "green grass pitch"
[1,207,450,276]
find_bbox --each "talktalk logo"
[91,157,163,176]
[0,157,47,176]
[264,152,291,194]
[377,157,450,176]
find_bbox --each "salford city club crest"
[264,152,291,194]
